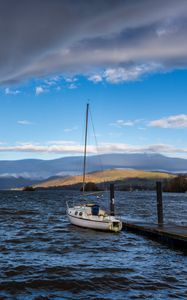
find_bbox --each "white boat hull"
[67,207,122,232]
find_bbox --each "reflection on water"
[0,190,187,299]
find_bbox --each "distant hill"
[0,153,187,181]
[34,169,175,190]
[0,176,43,190]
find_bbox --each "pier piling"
[110,183,115,216]
[156,181,164,227]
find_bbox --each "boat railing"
[82,191,105,197]
[66,199,81,209]
[66,200,76,209]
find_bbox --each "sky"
[0,0,187,160]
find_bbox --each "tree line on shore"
[163,175,187,193]
[118,175,187,193]
[82,176,187,193]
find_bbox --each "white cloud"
[149,114,187,128]
[5,88,20,95]
[68,83,77,89]
[35,86,45,95]
[96,143,187,155]
[103,64,161,83]
[44,80,56,86]
[110,119,137,127]
[65,77,77,83]
[87,64,162,84]
[0,143,84,154]
[0,141,187,156]
[63,126,78,132]
[88,74,103,83]
[17,120,33,125]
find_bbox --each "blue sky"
[0,0,187,160]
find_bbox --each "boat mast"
[82,103,89,193]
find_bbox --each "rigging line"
[89,107,108,192]
[82,103,89,194]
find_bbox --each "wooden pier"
[110,182,187,252]
[122,221,187,251]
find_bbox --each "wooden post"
[156,181,164,227]
[110,183,115,216]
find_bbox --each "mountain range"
[0,153,187,189]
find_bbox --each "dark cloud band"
[0,0,187,85]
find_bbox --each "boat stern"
[110,220,123,232]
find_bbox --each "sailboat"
[66,104,122,232]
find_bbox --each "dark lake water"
[0,190,187,299]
